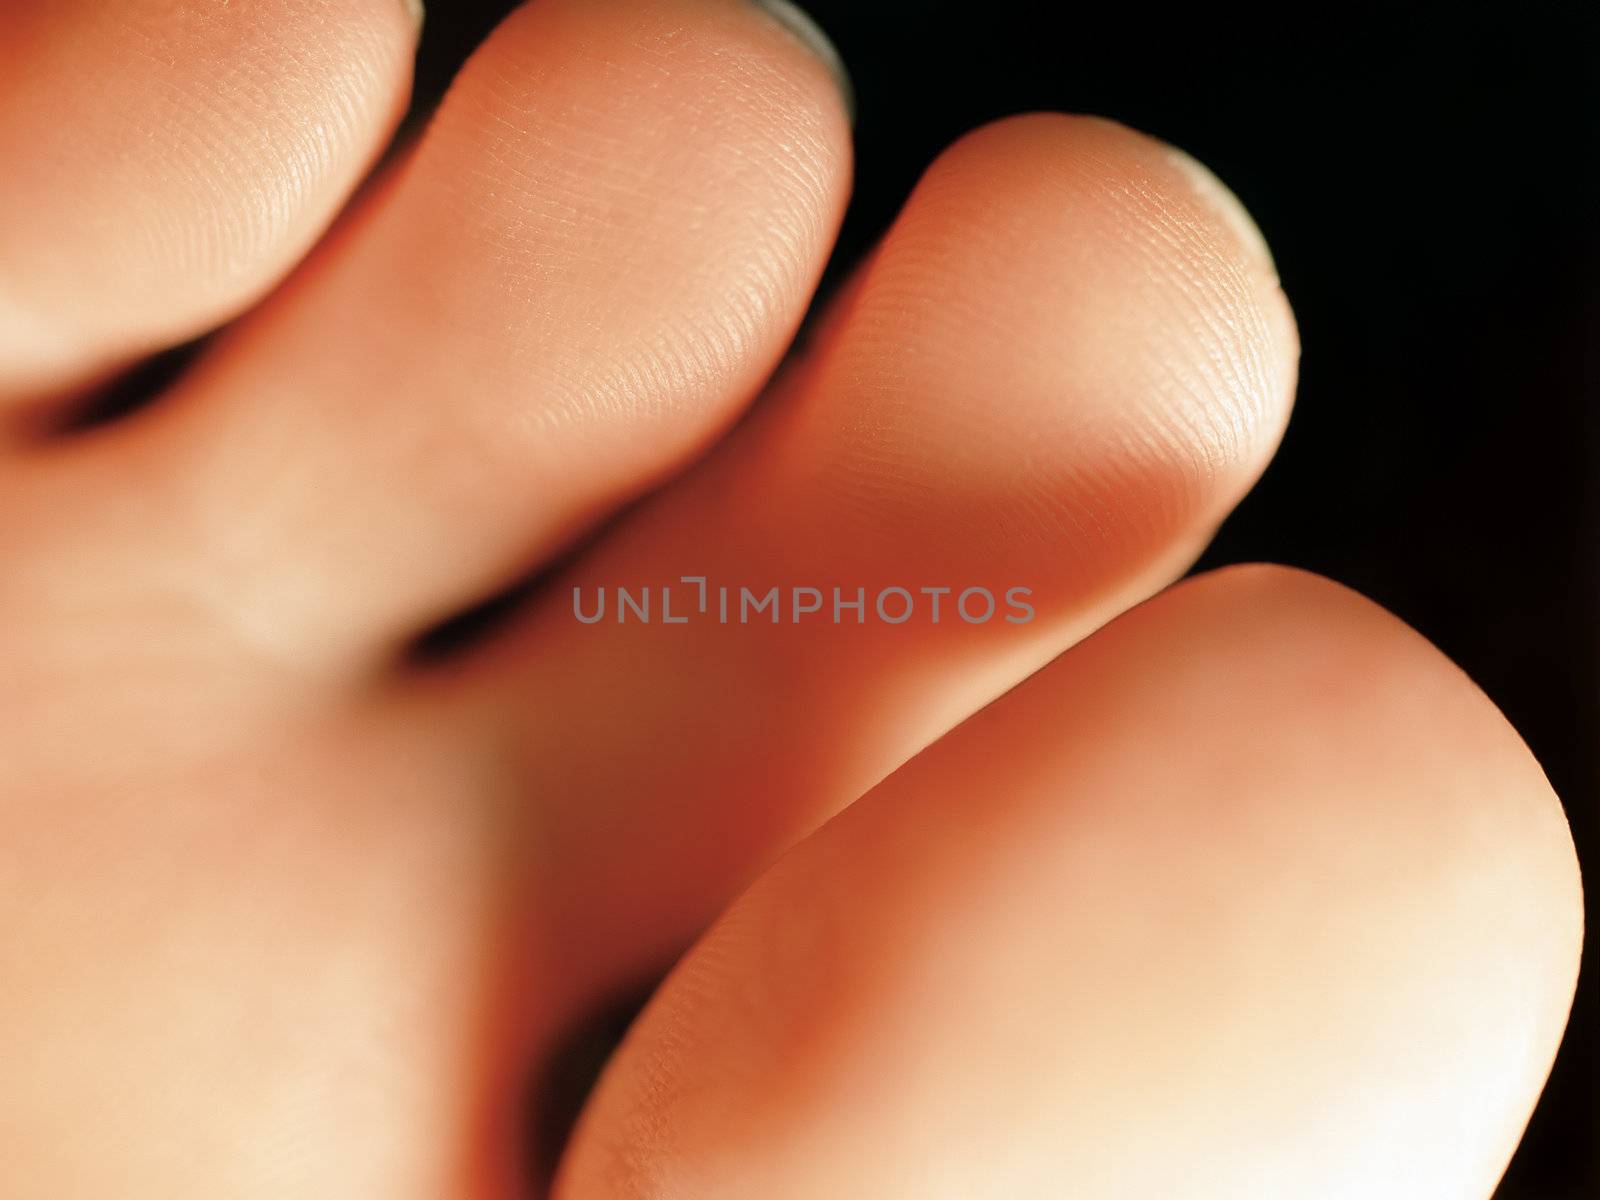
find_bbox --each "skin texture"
[504,112,1298,1012]
[0,0,419,401]
[0,1,1580,1197]
[557,565,1582,1199]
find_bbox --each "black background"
[414,1,1595,1194]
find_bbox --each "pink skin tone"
[0,1,1579,1196]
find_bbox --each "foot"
[0,1,1580,1196]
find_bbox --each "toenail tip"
[1161,143,1277,276]
[749,0,856,126]
[401,0,424,34]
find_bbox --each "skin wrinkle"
[33,0,848,672]
[402,23,835,446]
[494,121,1304,1075]
[1097,185,1265,454]
[0,0,876,1196]
[0,4,1578,1195]
[1080,148,1274,347]
[461,25,830,230]
[135,12,384,274]
[803,129,1283,557]
[1162,220,1285,419]
[1129,210,1276,464]
[1085,211,1279,508]
[0,1,412,397]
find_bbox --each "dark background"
[415,2,1595,1195]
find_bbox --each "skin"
[0,1,1581,1197]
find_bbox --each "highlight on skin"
[0,1,1580,1196]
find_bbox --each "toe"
[558,566,1582,1200]
[0,0,418,407]
[40,0,853,667]
[504,114,1298,999]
